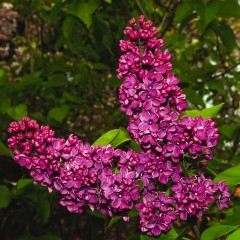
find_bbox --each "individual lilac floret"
[171,173,230,220]
[136,191,177,237]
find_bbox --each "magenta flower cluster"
[7,16,230,238]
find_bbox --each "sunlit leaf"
[226,228,240,240]
[201,225,238,240]
[184,103,224,119]
[214,164,240,186]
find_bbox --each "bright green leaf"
[214,164,240,186]
[93,129,119,146]
[201,225,238,240]
[215,24,236,52]
[0,141,13,157]
[227,229,240,240]
[110,127,131,148]
[93,128,130,148]
[184,103,224,119]
[104,0,111,3]
[0,185,11,209]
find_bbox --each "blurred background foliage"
[0,0,239,239]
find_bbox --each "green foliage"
[93,127,130,147]
[0,185,11,208]
[201,225,239,240]
[214,164,240,186]
[184,103,224,119]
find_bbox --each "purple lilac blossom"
[7,15,231,238]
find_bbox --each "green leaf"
[174,0,193,24]
[223,206,240,226]
[16,179,33,192]
[93,129,119,146]
[184,103,224,119]
[65,0,100,28]
[218,0,240,18]
[140,227,178,240]
[227,229,240,240]
[105,216,122,230]
[7,104,27,121]
[48,105,69,123]
[93,128,130,148]
[37,195,51,224]
[39,233,61,240]
[110,127,131,148]
[201,225,238,240]
[215,24,236,52]
[0,185,11,209]
[104,0,111,3]
[214,164,240,186]
[0,141,13,157]
[203,0,219,29]
[87,209,106,219]
[130,141,142,153]
[219,124,239,139]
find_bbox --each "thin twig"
[191,220,201,240]
[208,62,240,80]
[135,0,148,19]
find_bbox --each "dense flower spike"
[7,15,231,238]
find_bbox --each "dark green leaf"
[0,141,13,157]
[214,164,240,186]
[0,185,11,209]
[37,198,50,223]
[215,24,236,52]
[130,141,142,153]
[39,233,61,240]
[7,104,28,121]
[140,227,178,240]
[203,0,220,29]
[48,105,69,122]
[201,225,238,240]
[105,216,122,230]
[16,179,33,192]
[65,0,100,28]
[219,124,239,139]
[218,0,240,18]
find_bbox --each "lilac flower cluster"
[171,173,230,220]
[8,117,140,219]
[7,16,231,238]
[116,15,230,236]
